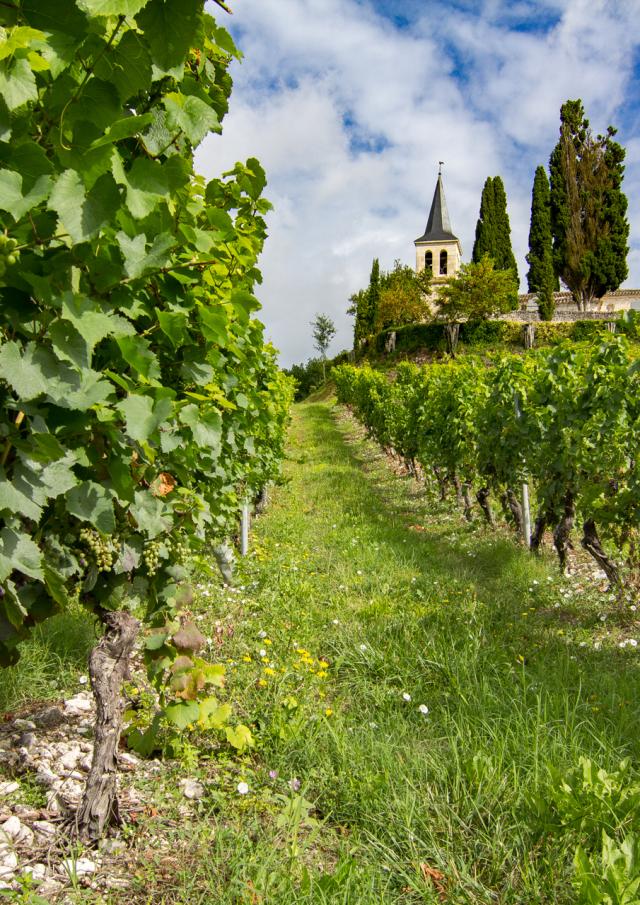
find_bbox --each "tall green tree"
[526,166,557,320]
[347,258,380,349]
[374,261,432,332]
[472,177,518,282]
[436,255,519,323]
[549,99,630,310]
[472,177,496,264]
[311,313,336,380]
[367,258,381,334]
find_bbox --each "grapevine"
[335,336,640,588]
[0,0,293,840]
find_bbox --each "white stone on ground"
[180,778,205,800]
[62,857,96,877]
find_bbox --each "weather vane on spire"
[438,161,444,176]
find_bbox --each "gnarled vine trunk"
[462,482,474,522]
[553,491,575,572]
[581,518,622,589]
[476,487,494,526]
[433,466,448,501]
[505,488,523,535]
[75,611,139,843]
[530,512,548,554]
[450,472,463,506]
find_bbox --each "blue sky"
[198,0,640,366]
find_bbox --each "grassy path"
[137,399,639,904]
[3,399,640,904]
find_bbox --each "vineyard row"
[334,338,640,592]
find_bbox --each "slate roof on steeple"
[415,175,459,244]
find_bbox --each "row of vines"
[0,0,293,839]
[334,338,640,591]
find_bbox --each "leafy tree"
[374,260,432,332]
[285,358,325,400]
[436,256,519,322]
[347,258,381,349]
[366,258,381,334]
[347,288,368,349]
[0,1,292,840]
[311,313,336,380]
[526,166,558,320]
[472,176,518,282]
[549,99,630,310]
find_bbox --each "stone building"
[414,168,462,284]
[414,170,640,322]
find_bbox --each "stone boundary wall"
[503,288,640,323]
[499,309,626,324]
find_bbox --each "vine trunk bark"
[476,487,495,526]
[505,488,524,535]
[75,611,139,843]
[581,518,622,589]
[451,473,463,506]
[462,482,474,522]
[530,512,547,554]
[433,466,448,501]
[553,491,575,572]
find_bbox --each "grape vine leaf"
[48,170,120,244]
[76,0,151,17]
[66,482,116,534]
[164,700,199,730]
[130,490,172,538]
[118,394,172,442]
[93,31,152,102]
[0,341,49,400]
[0,528,44,582]
[0,170,52,220]
[179,404,222,449]
[0,58,38,111]
[137,0,202,78]
[163,93,220,146]
[0,469,42,521]
[89,113,154,150]
[225,724,254,752]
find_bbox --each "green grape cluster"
[0,234,20,278]
[144,540,163,576]
[167,535,189,563]
[79,527,114,572]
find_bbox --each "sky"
[196,0,640,367]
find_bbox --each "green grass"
[123,399,640,904]
[0,605,96,715]
[4,399,640,903]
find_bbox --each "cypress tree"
[366,258,381,334]
[549,99,630,310]
[526,166,557,319]
[472,178,495,264]
[492,176,518,283]
[347,258,382,349]
[472,176,518,283]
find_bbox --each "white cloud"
[197,0,640,366]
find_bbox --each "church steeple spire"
[416,170,459,244]
[414,168,462,280]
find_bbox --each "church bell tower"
[415,164,462,282]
